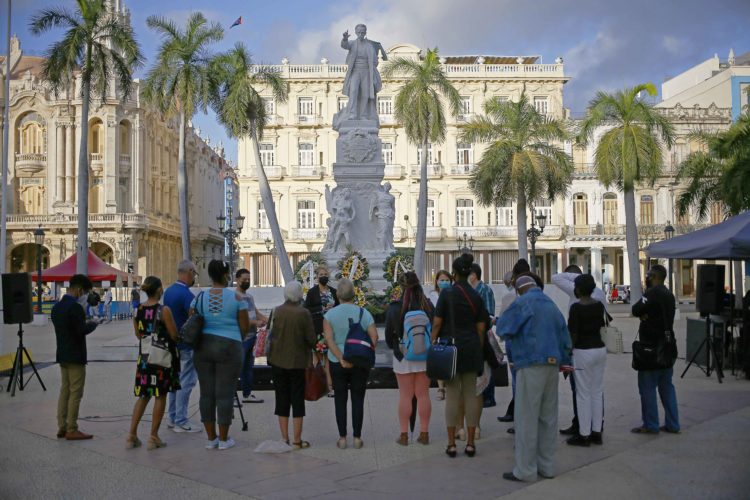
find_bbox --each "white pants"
[573,347,607,436]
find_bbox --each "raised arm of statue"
[341,31,352,50]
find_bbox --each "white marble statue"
[324,185,356,252]
[340,24,387,122]
[369,182,396,251]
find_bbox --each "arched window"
[603,192,618,228]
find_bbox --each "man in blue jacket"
[497,275,573,482]
[52,274,99,440]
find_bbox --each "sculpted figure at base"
[324,185,356,253]
[339,24,387,123]
[369,182,396,252]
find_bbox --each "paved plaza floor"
[1,307,749,499]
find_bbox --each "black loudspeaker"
[696,264,725,316]
[2,273,34,325]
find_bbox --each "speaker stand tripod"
[7,323,47,396]
[681,317,723,383]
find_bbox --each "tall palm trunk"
[177,110,191,260]
[252,125,292,283]
[623,188,643,303]
[516,189,529,261]
[76,72,91,274]
[413,137,429,280]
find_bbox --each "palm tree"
[578,83,675,303]
[210,43,294,282]
[143,13,223,261]
[460,93,573,260]
[30,0,143,273]
[381,49,461,280]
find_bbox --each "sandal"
[147,436,167,450]
[396,433,409,446]
[293,440,311,449]
[125,434,141,449]
[630,426,658,434]
[416,432,429,445]
[445,444,457,458]
[465,444,476,457]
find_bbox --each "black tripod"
[233,391,248,431]
[7,323,47,396]
[681,317,723,383]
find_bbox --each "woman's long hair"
[399,272,433,333]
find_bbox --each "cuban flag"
[230,16,243,29]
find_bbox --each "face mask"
[78,294,89,307]
[438,280,451,290]
[240,282,250,291]
[318,276,329,286]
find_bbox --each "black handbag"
[427,337,457,380]
[632,298,677,371]
[180,291,205,348]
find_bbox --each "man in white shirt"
[551,265,607,437]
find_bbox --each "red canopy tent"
[33,249,130,283]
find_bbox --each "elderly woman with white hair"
[323,278,378,450]
[267,281,317,448]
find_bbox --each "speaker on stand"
[3,273,47,396]
[682,264,725,383]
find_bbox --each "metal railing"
[450,164,476,175]
[246,165,284,179]
[383,164,404,178]
[410,164,443,178]
[294,114,323,125]
[290,165,324,178]
[290,227,328,240]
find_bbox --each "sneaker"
[590,431,603,445]
[205,438,219,449]
[218,438,236,450]
[559,425,578,436]
[353,437,364,449]
[242,394,264,404]
[566,434,591,447]
[166,420,176,429]
[173,422,202,433]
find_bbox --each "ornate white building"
[0,15,234,285]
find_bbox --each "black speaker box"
[2,273,34,324]
[696,264,725,316]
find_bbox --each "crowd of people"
[51,254,680,481]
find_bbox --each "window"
[456,142,472,165]
[298,142,314,166]
[378,97,393,115]
[298,97,313,116]
[427,199,436,227]
[259,143,275,165]
[456,198,474,227]
[496,204,514,226]
[573,193,588,226]
[337,97,348,112]
[382,142,394,164]
[534,197,553,224]
[533,96,548,116]
[603,193,618,226]
[263,98,275,115]
[257,201,269,229]
[460,96,472,115]
[640,195,654,225]
[297,200,316,228]
[417,144,434,165]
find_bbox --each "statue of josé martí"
[338,24,388,124]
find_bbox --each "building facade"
[0,21,233,285]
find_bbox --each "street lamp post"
[217,207,245,282]
[456,232,475,255]
[664,221,675,292]
[527,207,547,274]
[34,225,45,315]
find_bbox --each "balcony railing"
[392,227,408,241]
[247,228,288,241]
[290,165,324,178]
[384,164,404,179]
[379,114,397,125]
[573,163,597,178]
[451,225,564,239]
[456,113,475,123]
[568,224,626,237]
[89,153,104,174]
[265,115,283,126]
[247,165,285,179]
[6,212,148,228]
[411,227,445,240]
[450,163,476,176]
[295,114,323,125]
[15,153,46,174]
[410,164,443,178]
[290,227,328,240]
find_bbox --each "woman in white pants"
[566,274,610,446]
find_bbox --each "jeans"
[330,362,369,438]
[637,368,680,432]
[240,335,257,397]
[482,373,496,407]
[168,348,198,426]
[194,335,243,426]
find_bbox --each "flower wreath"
[335,247,370,284]
[382,251,414,284]
[294,253,328,296]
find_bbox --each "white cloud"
[662,35,685,55]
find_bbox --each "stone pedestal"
[322,120,394,291]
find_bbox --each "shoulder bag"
[632,298,678,371]
[599,304,623,354]
[427,290,458,380]
[144,306,172,368]
[180,291,205,348]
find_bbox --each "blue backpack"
[343,308,375,369]
[401,310,432,361]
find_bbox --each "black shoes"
[559,425,578,435]
[566,434,591,447]
[590,431,603,445]
[502,472,523,482]
[497,414,514,423]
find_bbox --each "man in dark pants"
[236,268,267,404]
[52,274,99,440]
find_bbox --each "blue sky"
[6,0,750,164]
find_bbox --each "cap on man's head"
[515,275,537,291]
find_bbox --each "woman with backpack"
[127,276,180,450]
[390,272,433,446]
[431,254,487,458]
[323,278,378,450]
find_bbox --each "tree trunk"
[177,110,191,260]
[76,80,91,274]
[252,125,293,283]
[624,188,643,303]
[413,138,429,281]
[516,189,529,261]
